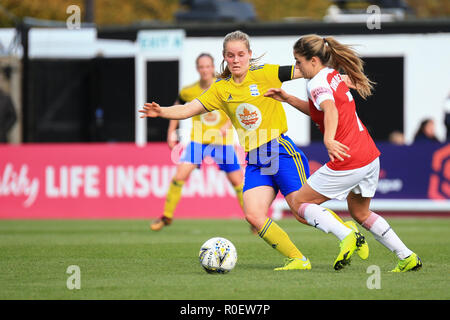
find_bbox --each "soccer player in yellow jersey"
[151,53,245,231]
[140,31,364,271]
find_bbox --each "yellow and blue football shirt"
[197,64,310,196]
[196,64,294,152]
[179,81,233,145]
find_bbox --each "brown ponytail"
[293,34,375,99]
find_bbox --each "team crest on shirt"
[236,103,262,131]
[249,84,260,96]
[201,110,220,126]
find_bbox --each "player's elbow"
[182,101,205,119]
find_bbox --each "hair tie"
[323,38,329,46]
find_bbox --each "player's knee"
[244,211,266,231]
[173,169,193,181]
[229,177,243,188]
[227,171,243,187]
[173,174,189,182]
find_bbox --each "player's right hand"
[139,102,161,118]
[264,88,289,102]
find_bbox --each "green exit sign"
[137,30,185,54]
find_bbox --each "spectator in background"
[413,118,440,143]
[388,130,405,145]
[444,93,450,141]
[0,88,17,143]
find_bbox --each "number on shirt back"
[346,90,363,132]
[355,112,364,132]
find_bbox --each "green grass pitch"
[0,218,449,300]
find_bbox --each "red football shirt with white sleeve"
[307,67,380,171]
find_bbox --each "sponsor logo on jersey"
[236,103,262,131]
[200,110,220,126]
[311,86,333,102]
[249,84,260,96]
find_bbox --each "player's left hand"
[342,75,356,89]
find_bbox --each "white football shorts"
[307,157,380,200]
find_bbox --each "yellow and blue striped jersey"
[197,64,294,152]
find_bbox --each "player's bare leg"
[226,169,244,209]
[287,184,364,270]
[347,192,422,272]
[243,186,276,231]
[151,162,197,231]
[244,186,311,270]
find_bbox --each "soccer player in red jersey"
[265,34,422,272]
[140,30,366,271]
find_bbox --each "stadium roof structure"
[97,19,450,41]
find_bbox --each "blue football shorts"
[243,134,310,196]
[179,141,241,173]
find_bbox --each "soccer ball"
[198,237,237,274]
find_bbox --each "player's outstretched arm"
[139,99,206,120]
[264,88,310,116]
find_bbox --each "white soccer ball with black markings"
[198,237,237,274]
